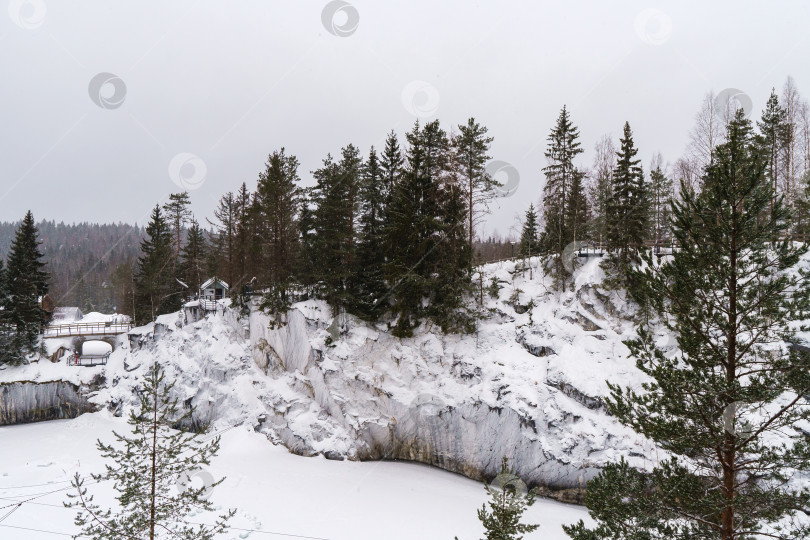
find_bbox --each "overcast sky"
[1,0,808,238]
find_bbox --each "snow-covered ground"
[0,412,590,539]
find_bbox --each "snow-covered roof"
[200,277,229,290]
[51,307,83,322]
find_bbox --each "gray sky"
[1,0,808,239]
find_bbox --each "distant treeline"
[0,220,143,313]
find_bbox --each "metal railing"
[67,352,111,367]
[199,299,220,311]
[43,321,132,338]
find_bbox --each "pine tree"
[4,210,48,361]
[606,121,648,271]
[540,106,586,291]
[66,363,235,539]
[353,146,389,320]
[757,89,787,220]
[163,192,192,261]
[519,204,540,257]
[134,206,178,323]
[453,117,496,252]
[566,110,810,540]
[456,458,539,540]
[180,219,207,294]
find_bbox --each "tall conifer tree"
[606,121,648,270]
[541,106,586,291]
[519,204,540,257]
[163,192,192,260]
[385,121,449,336]
[566,110,810,540]
[354,147,389,320]
[134,205,178,323]
[253,148,301,319]
[452,117,496,251]
[180,219,207,294]
[4,211,48,360]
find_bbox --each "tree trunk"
[150,375,158,540]
[721,187,740,540]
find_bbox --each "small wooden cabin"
[199,277,229,301]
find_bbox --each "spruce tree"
[566,168,589,245]
[233,183,252,286]
[566,110,810,540]
[180,219,207,293]
[163,192,192,261]
[309,145,362,311]
[452,117,496,252]
[605,121,648,271]
[66,363,234,539]
[385,121,449,336]
[208,191,237,287]
[354,146,389,320]
[253,148,301,322]
[540,106,586,291]
[431,177,474,333]
[519,204,540,257]
[134,206,178,323]
[456,458,539,540]
[4,210,48,360]
[0,259,22,365]
[380,130,404,199]
[379,129,404,276]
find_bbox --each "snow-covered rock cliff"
[0,257,656,502]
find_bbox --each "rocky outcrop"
[244,303,640,502]
[0,380,99,425]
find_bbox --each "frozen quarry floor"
[0,413,590,539]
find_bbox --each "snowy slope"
[1,257,655,501]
